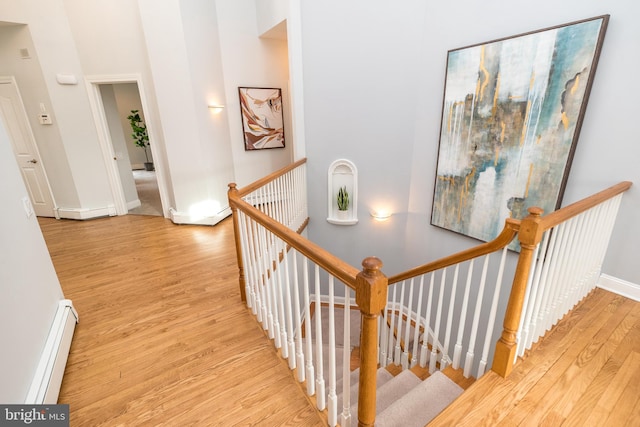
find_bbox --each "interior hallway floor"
[39,215,324,426]
[128,170,163,216]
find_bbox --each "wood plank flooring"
[432,287,640,426]
[38,215,324,427]
[39,214,640,426]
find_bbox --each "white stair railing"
[386,221,520,380]
[236,208,359,426]
[516,191,625,357]
[230,160,631,425]
[493,181,632,378]
[385,245,514,380]
[229,159,373,426]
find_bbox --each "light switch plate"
[38,113,53,125]
[22,196,34,218]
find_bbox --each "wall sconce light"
[370,209,392,221]
[208,104,225,113]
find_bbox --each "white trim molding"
[127,199,142,210]
[598,274,640,302]
[169,206,232,226]
[57,205,117,220]
[25,300,78,404]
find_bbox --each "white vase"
[337,210,349,220]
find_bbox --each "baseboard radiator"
[25,299,79,404]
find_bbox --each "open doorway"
[86,75,166,217]
[98,83,162,216]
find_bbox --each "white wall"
[0,23,79,209]
[217,0,293,187]
[1,0,117,215]
[1,0,294,224]
[0,118,66,403]
[301,0,640,287]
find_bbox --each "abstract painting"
[238,87,285,150]
[431,15,609,244]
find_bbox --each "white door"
[0,80,56,217]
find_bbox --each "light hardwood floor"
[39,215,324,426]
[40,215,640,426]
[433,287,640,426]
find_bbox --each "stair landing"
[430,288,640,426]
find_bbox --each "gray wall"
[302,0,640,286]
[0,118,65,402]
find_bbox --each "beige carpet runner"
[311,306,464,425]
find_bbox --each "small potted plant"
[127,109,153,171]
[337,186,349,219]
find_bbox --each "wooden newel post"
[492,207,544,377]
[355,257,388,427]
[228,183,247,302]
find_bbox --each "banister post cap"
[356,257,387,314]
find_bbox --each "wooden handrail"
[235,158,307,198]
[229,184,360,289]
[538,181,632,232]
[388,218,521,285]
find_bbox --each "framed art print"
[238,87,285,150]
[431,15,609,243]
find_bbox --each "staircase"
[227,160,632,426]
[312,307,466,426]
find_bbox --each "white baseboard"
[25,300,78,404]
[169,206,231,226]
[127,199,141,210]
[57,204,117,220]
[598,274,640,302]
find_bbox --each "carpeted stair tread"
[375,370,464,427]
[350,368,421,417]
[337,367,394,416]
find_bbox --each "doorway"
[0,77,56,217]
[86,75,166,217]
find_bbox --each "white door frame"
[0,75,58,217]
[85,74,167,216]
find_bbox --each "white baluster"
[314,266,325,410]
[401,279,415,370]
[521,230,550,354]
[328,277,337,427]
[379,299,388,364]
[420,274,435,368]
[260,224,276,338]
[464,255,489,378]
[386,284,397,366]
[236,212,253,311]
[291,251,304,379]
[479,247,508,376]
[453,259,474,370]
[430,268,447,373]
[442,264,460,370]
[302,258,315,395]
[276,244,289,357]
[282,250,296,368]
[411,276,425,368]
[341,289,352,427]
[394,281,405,366]
[535,224,560,343]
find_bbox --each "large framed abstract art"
[238,87,285,151]
[431,15,609,244]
